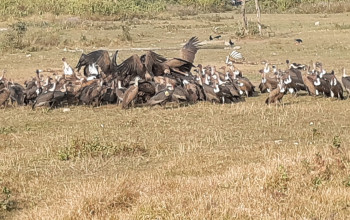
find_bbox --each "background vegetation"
[0,0,350,19]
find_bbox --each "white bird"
[62,58,73,75]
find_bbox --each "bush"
[0,22,28,52]
[0,0,350,19]
[58,137,148,161]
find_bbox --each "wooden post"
[255,0,262,36]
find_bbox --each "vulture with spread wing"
[113,54,147,87]
[76,50,118,76]
[144,36,201,77]
[112,37,200,87]
[163,36,200,75]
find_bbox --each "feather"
[181,36,200,63]
[229,51,243,60]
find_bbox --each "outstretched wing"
[144,51,167,76]
[229,51,243,60]
[76,50,113,74]
[111,50,119,67]
[76,50,107,67]
[114,54,144,83]
[181,36,200,63]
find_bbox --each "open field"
[1,12,350,219]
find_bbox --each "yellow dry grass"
[1,12,350,219]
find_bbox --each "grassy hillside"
[1,12,350,219]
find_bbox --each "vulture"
[100,81,117,104]
[137,80,156,103]
[7,80,25,105]
[313,76,331,97]
[286,59,306,70]
[182,80,205,103]
[62,58,74,75]
[50,84,68,108]
[236,76,255,97]
[0,82,10,107]
[77,79,105,106]
[258,63,278,93]
[342,68,350,98]
[113,54,148,86]
[166,36,200,74]
[24,70,42,105]
[115,80,127,104]
[202,84,220,103]
[32,80,58,109]
[171,84,190,103]
[147,83,175,106]
[261,74,278,93]
[329,75,344,99]
[113,37,200,86]
[280,71,306,94]
[145,36,200,77]
[302,74,317,96]
[265,82,286,105]
[122,77,141,109]
[76,50,118,76]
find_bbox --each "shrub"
[58,137,148,161]
[0,22,28,52]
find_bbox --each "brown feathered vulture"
[143,36,201,77]
[122,77,141,109]
[113,54,146,86]
[163,36,200,75]
[341,68,350,98]
[0,81,10,107]
[265,82,286,104]
[302,74,317,96]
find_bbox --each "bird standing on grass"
[229,39,234,47]
[122,76,141,109]
[295,39,303,45]
[209,35,221,40]
[62,58,74,75]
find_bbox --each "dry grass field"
[1,12,350,219]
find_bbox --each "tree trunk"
[255,0,262,36]
[241,0,248,35]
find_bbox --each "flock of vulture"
[0,36,350,110]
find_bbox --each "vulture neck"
[49,82,56,92]
[213,84,220,93]
[225,72,230,81]
[197,77,203,86]
[61,84,67,93]
[217,74,224,85]
[320,69,326,78]
[43,77,49,86]
[273,67,277,74]
[63,61,70,69]
[134,78,140,87]
[264,63,270,74]
[204,74,210,85]
[117,80,123,89]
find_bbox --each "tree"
[241,0,248,35]
[241,0,262,36]
[255,0,262,36]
